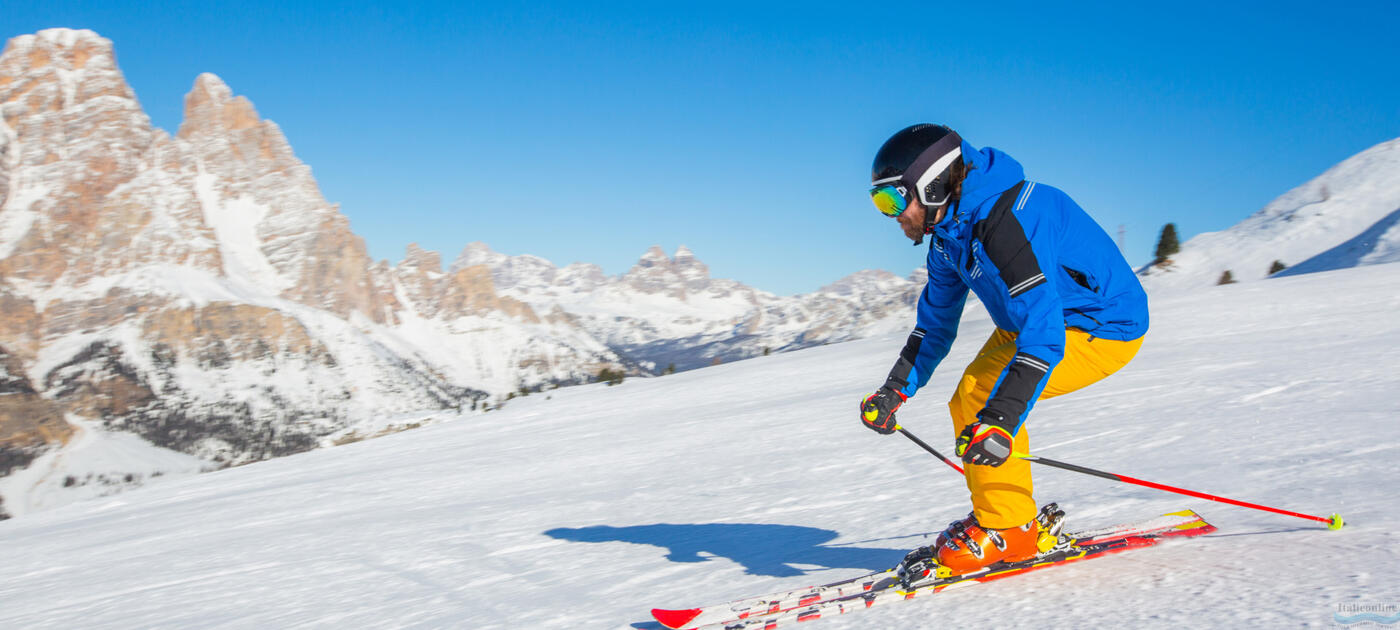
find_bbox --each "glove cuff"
[880,383,909,401]
[975,408,1017,435]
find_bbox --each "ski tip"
[651,608,703,629]
[1328,513,1345,531]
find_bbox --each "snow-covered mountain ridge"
[1139,136,1400,288]
[0,29,921,516]
[455,242,921,373]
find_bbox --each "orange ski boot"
[933,512,1041,576]
[898,504,1069,587]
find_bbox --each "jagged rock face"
[177,73,387,322]
[140,303,336,367]
[43,341,159,424]
[394,243,445,317]
[440,265,540,322]
[0,30,219,285]
[0,285,39,361]
[0,345,69,477]
[397,244,540,322]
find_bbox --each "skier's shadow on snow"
[544,523,908,578]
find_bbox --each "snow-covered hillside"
[1,262,1396,629]
[1141,136,1400,289]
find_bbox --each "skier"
[859,124,1149,576]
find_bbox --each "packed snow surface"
[1,264,1398,628]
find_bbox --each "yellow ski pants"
[950,328,1144,529]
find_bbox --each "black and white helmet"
[871,124,963,207]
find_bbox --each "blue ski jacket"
[884,142,1148,433]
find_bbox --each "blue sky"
[6,1,1399,294]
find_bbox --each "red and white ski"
[651,509,1215,629]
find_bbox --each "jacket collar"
[938,141,1026,231]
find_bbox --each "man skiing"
[859,124,1149,576]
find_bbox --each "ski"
[650,568,895,630]
[651,509,1214,630]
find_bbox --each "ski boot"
[897,510,1018,587]
[933,502,1074,576]
[930,513,1038,576]
[898,503,1073,586]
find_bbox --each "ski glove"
[860,386,906,435]
[956,409,1016,466]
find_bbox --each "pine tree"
[663,363,676,375]
[1217,270,1236,285]
[1269,260,1287,275]
[1154,223,1180,264]
[596,367,624,386]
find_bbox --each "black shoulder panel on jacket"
[972,181,1045,298]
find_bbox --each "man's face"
[896,196,945,243]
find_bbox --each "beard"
[901,203,947,243]
[903,220,925,243]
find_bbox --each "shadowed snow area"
[1279,207,1400,276]
[1,264,1398,628]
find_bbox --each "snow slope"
[1141,136,1400,289]
[0,264,1397,628]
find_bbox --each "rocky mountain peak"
[623,245,710,297]
[4,29,124,89]
[176,72,299,178]
[171,73,390,323]
[670,245,709,289]
[400,243,443,274]
[177,73,264,139]
[453,241,506,271]
[637,246,669,267]
[0,28,177,285]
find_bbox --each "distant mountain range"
[0,29,921,517]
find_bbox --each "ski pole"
[894,425,964,474]
[1013,453,1345,530]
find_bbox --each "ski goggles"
[869,178,911,217]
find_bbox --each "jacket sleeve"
[884,258,968,399]
[975,183,1065,434]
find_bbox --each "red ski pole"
[1015,453,1345,530]
[894,427,1343,530]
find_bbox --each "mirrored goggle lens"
[870,185,908,217]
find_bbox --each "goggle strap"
[905,131,963,202]
[915,146,962,206]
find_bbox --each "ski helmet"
[870,124,963,208]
